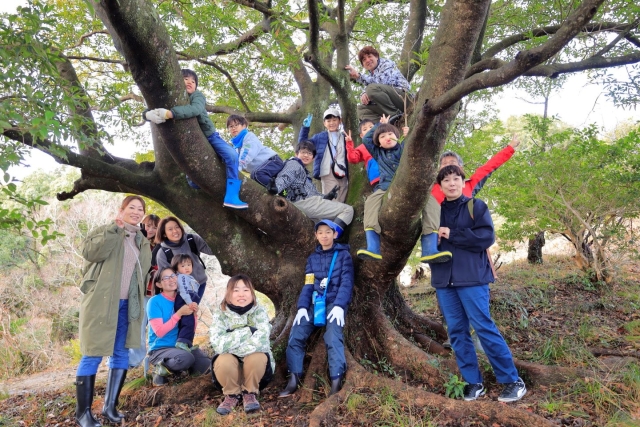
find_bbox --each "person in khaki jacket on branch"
[74,195,151,427]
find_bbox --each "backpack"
[161,234,206,270]
[145,234,206,297]
[466,198,497,280]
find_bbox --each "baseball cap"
[314,219,339,232]
[323,107,341,119]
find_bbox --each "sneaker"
[498,377,527,402]
[152,362,170,387]
[242,392,261,413]
[152,374,168,387]
[463,383,485,401]
[175,342,192,352]
[217,394,241,415]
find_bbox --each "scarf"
[230,128,248,149]
[227,301,254,315]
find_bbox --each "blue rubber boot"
[357,229,382,261]
[419,233,452,264]
[223,178,249,210]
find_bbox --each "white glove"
[293,308,309,326]
[327,306,345,327]
[153,108,171,119]
[144,110,165,124]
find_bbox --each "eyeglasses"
[227,123,243,130]
[298,150,314,156]
[161,274,178,281]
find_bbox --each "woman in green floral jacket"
[209,274,274,415]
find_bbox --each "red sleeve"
[346,137,364,164]
[464,145,515,197]
[431,183,445,204]
[149,314,180,338]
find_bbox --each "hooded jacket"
[297,243,354,310]
[78,222,151,356]
[430,196,495,288]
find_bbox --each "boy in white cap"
[298,107,349,203]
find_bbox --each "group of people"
[73,45,526,425]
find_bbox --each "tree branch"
[346,0,398,33]
[424,0,608,116]
[2,129,149,186]
[205,105,293,123]
[398,0,428,81]
[66,30,110,49]
[482,21,634,60]
[593,18,640,57]
[467,52,640,79]
[65,55,126,65]
[53,54,105,158]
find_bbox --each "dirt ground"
[2,256,640,426]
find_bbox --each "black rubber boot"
[101,368,127,423]
[329,374,344,396]
[75,375,101,427]
[278,373,300,398]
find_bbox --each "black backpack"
[161,234,206,270]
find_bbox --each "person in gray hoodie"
[227,114,284,188]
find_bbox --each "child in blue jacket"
[227,114,284,187]
[279,219,354,397]
[357,122,449,262]
[143,69,248,209]
[431,164,526,403]
[298,108,349,203]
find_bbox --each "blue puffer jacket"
[430,195,495,288]
[363,124,403,191]
[299,127,349,180]
[297,243,354,310]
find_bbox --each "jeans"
[286,304,346,379]
[436,285,518,384]
[175,291,201,346]
[207,132,239,180]
[77,300,130,376]
[128,296,150,368]
[251,156,284,188]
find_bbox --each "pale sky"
[3,0,638,180]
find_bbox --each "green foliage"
[63,339,82,364]
[485,116,640,282]
[360,356,398,379]
[443,374,466,399]
[8,318,27,336]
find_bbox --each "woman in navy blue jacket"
[431,165,526,403]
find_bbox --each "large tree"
[2,0,640,424]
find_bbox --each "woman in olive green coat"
[75,195,152,427]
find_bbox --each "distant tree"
[487,117,640,282]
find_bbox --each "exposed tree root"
[374,306,443,387]
[123,375,215,407]
[591,347,640,360]
[298,334,328,403]
[308,352,553,427]
[514,359,586,386]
